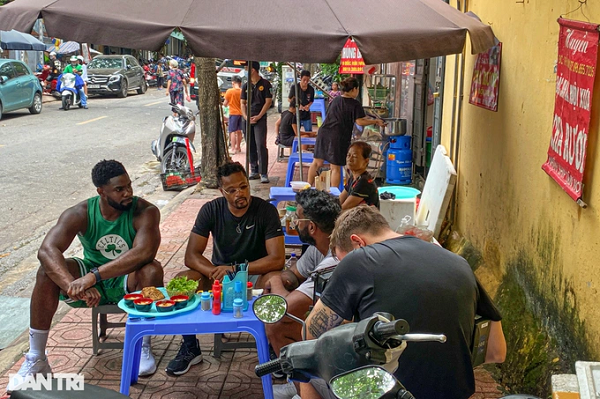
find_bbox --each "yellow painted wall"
[442,0,600,358]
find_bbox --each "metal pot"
[382,118,407,136]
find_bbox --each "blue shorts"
[301,119,313,132]
[228,115,243,133]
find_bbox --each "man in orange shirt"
[224,76,243,154]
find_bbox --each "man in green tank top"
[7,160,163,392]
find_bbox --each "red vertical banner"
[469,43,502,111]
[542,18,599,204]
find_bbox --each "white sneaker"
[6,353,52,392]
[273,381,298,399]
[138,344,157,377]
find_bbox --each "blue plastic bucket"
[378,186,420,199]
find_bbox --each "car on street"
[86,55,147,98]
[0,59,43,120]
[190,59,245,103]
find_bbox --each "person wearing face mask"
[307,77,385,189]
[288,70,315,133]
[263,189,341,399]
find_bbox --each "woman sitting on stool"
[339,141,380,210]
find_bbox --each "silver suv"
[87,55,147,98]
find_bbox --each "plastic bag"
[396,216,434,242]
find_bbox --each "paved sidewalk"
[0,111,504,398]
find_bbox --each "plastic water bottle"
[234,281,243,302]
[284,253,298,270]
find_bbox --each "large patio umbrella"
[0,29,45,51]
[0,0,495,63]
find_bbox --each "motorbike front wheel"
[161,146,191,174]
[62,96,71,111]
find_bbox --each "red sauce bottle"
[212,280,221,315]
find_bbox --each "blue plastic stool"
[309,98,326,123]
[291,136,317,153]
[285,152,314,186]
[285,152,343,191]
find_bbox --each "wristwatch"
[90,267,102,284]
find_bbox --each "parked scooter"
[56,73,84,111]
[151,103,199,173]
[145,71,157,87]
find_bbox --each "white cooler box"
[377,187,420,232]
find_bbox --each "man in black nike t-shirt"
[166,162,285,376]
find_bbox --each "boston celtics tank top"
[77,196,138,266]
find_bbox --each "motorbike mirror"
[252,294,287,324]
[329,366,398,399]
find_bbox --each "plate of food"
[117,286,200,318]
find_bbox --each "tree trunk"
[196,57,228,188]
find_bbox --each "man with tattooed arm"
[302,206,506,399]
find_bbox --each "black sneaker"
[248,173,260,180]
[165,339,203,376]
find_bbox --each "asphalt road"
[0,88,195,293]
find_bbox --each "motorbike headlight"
[108,75,121,83]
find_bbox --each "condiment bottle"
[200,292,211,311]
[247,282,253,301]
[234,281,243,302]
[233,298,243,318]
[212,280,221,315]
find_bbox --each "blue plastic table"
[119,298,272,398]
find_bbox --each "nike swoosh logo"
[246,225,255,229]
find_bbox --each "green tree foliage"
[320,55,349,83]
[0,0,15,5]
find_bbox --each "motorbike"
[254,295,540,399]
[145,71,157,87]
[151,103,199,174]
[34,65,59,95]
[252,294,446,399]
[56,73,83,111]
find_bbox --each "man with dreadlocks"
[7,160,164,392]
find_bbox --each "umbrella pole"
[293,62,303,181]
[245,60,252,175]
